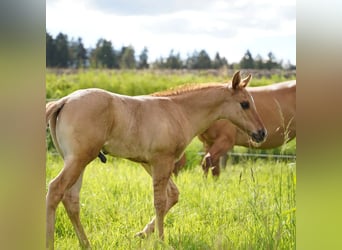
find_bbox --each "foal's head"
[225,71,267,144]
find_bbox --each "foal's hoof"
[135,231,147,239]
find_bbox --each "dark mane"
[152,83,226,97]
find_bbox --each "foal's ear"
[241,74,252,88]
[232,71,241,90]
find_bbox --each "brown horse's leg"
[201,152,212,177]
[62,171,90,249]
[136,178,179,238]
[205,138,233,178]
[211,157,221,177]
[46,158,87,250]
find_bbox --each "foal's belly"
[102,139,150,163]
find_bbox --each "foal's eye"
[240,101,250,110]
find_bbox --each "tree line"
[46,32,296,70]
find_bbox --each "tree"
[45,31,293,70]
[185,50,211,69]
[46,32,56,67]
[70,37,88,68]
[152,57,166,69]
[184,51,197,69]
[265,51,282,70]
[54,32,70,67]
[213,52,228,69]
[196,50,211,69]
[165,50,182,69]
[284,60,296,70]
[138,47,149,69]
[90,38,118,68]
[119,46,136,69]
[254,54,265,69]
[240,49,255,69]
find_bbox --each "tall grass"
[46,69,295,100]
[46,148,295,249]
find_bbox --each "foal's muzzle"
[251,129,267,143]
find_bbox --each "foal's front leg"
[153,175,169,239]
[136,160,177,239]
[136,178,179,238]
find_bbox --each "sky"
[46,0,296,65]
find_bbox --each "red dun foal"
[45,71,266,249]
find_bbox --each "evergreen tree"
[151,57,166,69]
[46,32,56,67]
[185,50,212,69]
[185,51,198,69]
[165,50,182,69]
[213,52,228,69]
[254,54,265,69]
[54,32,70,68]
[71,38,87,68]
[265,52,281,70]
[240,49,255,69]
[138,47,149,69]
[119,46,136,69]
[196,50,211,69]
[90,39,118,68]
[45,31,292,70]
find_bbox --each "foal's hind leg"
[62,171,90,249]
[46,158,88,250]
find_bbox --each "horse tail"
[46,98,68,158]
[46,99,66,126]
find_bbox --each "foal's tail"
[46,98,67,126]
[46,98,68,157]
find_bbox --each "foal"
[46,71,266,249]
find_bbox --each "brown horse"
[174,80,295,177]
[45,71,266,249]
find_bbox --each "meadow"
[46,69,295,99]
[46,151,295,250]
[46,69,296,249]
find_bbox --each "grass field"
[46,69,296,249]
[46,139,296,250]
[46,69,295,100]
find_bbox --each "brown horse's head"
[226,71,267,144]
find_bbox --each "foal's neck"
[172,85,230,137]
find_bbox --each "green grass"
[46,142,296,250]
[46,69,295,100]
